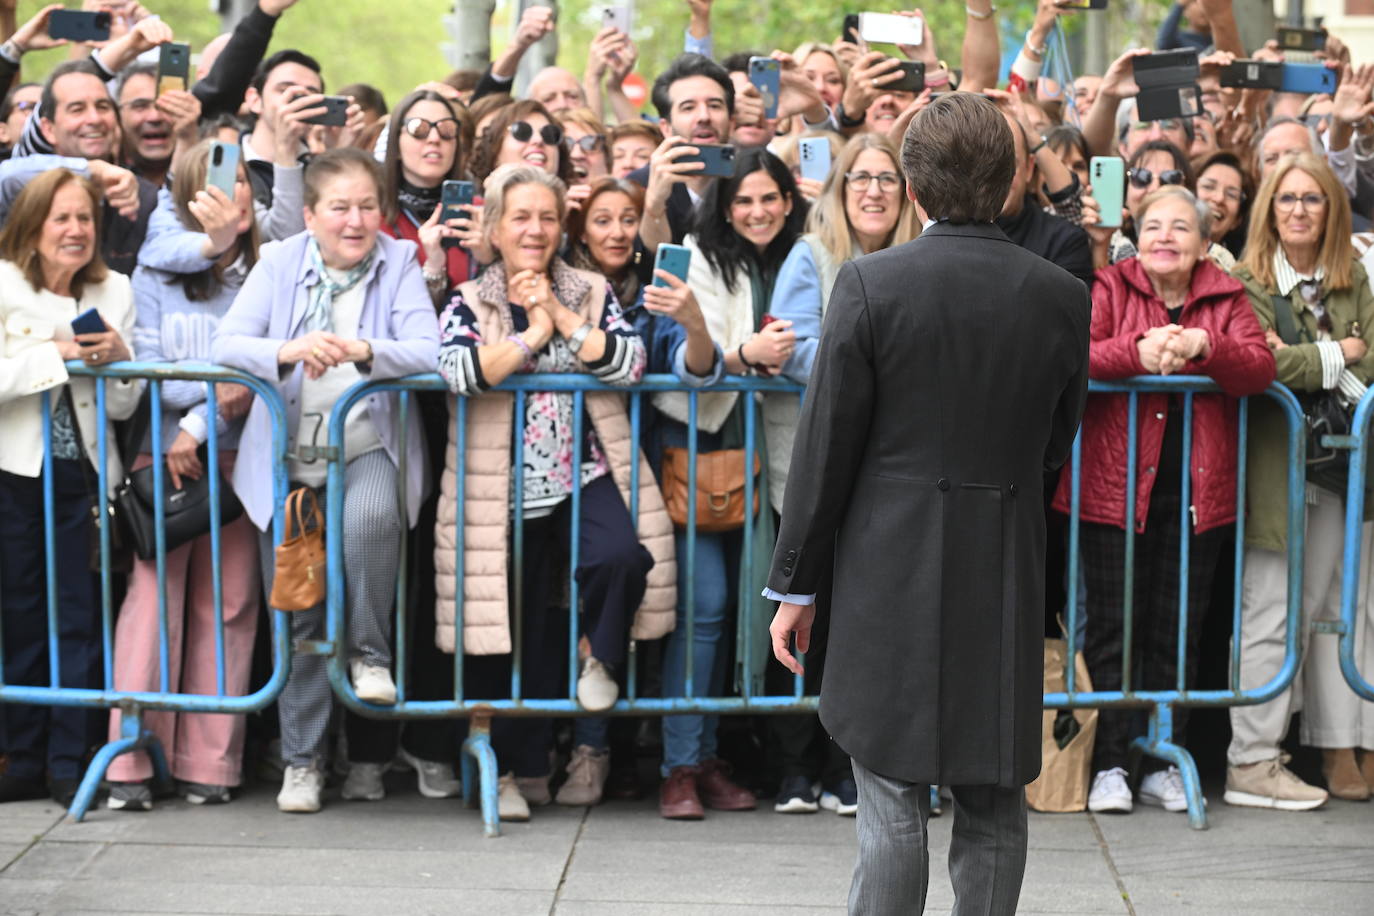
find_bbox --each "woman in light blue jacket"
[212,148,439,815]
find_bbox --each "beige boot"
[1322,748,1370,801]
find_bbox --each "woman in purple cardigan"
[212,148,439,815]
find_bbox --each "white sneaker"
[1139,766,1190,812]
[342,762,387,801]
[498,772,530,822]
[1088,767,1133,814]
[350,659,397,705]
[577,657,618,712]
[398,747,460,799]
[277,765,323,813]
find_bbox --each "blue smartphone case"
[652,244,691,287]
[71,307,106,338]
[799,138,831,183]
[748,57,781,120]
[205,142,240,199]
[1279,63,1337,95]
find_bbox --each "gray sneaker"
[107,781,152,812]
[1224,756,1328,811]
[277,765,323,813]
[181,782,231,805]
[342,762,387,801]
[398,747,460,799]
[556,745,610,806]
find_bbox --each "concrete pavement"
[2,770,1371,915]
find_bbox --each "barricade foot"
[1134,705,1208,831]
[461,714,501,838]
[67,708,170,822]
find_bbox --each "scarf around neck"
[397,177,442,224]
[302,235,376,333]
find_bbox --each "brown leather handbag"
[660,447,761,533]
[269,487,326,612]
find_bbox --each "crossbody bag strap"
[1270,292,1305,346]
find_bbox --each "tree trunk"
[514,0,558,96]
[444,0,498,71]
[1232,0,1277,53]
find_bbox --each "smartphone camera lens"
[212,148,223,165]
[95,12,111,27]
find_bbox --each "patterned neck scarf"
[397,177,442,223]
[302,235,375,333]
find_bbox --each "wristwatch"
[567,321,594,355]
[836,102,866,129]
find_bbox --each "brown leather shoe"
[659,766,705,819]
[1361,750,1374,790]
[698,758,757,811]
[1322,748,1370,801]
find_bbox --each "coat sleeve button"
[1009,484,1018,496]
[782,566,793,576]
[937,478,950,491]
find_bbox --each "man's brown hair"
[901,94,1015,224]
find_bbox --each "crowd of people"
[0,0,1372,829]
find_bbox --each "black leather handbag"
[1271,291,1355,495]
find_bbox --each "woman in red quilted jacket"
[1052,187,1275,815]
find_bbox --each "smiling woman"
[0,168,140,807]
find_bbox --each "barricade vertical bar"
[1177,393,1194,691]
[454,395,467,702]
[150,380,171,694]
[1067,430,1082,694]
[627,391,641,701]
[395,390,411,705]
[95,378,114,689]
[41,390,59,687]
[1123,391,1139,693]
[206,381,227,696]
[568,390,584,700]
[1231,397,1248,692]
[686,391,699,698]
[1339,392,1374,699]
[742,385,756,700]
[512,389,526,702]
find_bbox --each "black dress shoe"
[0,772,48,803]
[49,777,80,808]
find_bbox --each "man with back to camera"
[767,94,1090,914]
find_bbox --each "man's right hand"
[840,52,904,121]
[86,159,140,220]
[1099,47,1151,102]
[770,600,816,676]
[646,136,704,210]
[514,5,555,50]
[273,88,326,166]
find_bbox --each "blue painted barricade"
[1054,376,1307,830]
[1335,388,1374,702]
[0,361,291,820]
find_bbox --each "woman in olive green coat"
[1228,152,1374,811]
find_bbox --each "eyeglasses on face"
[12,100,36,113]
[404,116,459,141]
[1274,192,1326,212]
[846,171,901,192]
[509,120,563,146]
[1128,167,1185,189]
[568,134,605,153]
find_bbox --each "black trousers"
[467,474,652,777]
[763,545,850,788]
[1080,484,1226,773]
[0,461,102,782]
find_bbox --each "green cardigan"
[1233,259,1374,551]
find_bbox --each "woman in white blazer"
[0,168,139,806]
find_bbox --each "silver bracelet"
[966,4,997,20]
[567,321,594,355]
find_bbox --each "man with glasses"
[0,83,39,162]
[113,63,199,188]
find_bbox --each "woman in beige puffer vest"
[432,167,675,816]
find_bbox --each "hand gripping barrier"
[323,372,813,835]
[1054,376,1308,830]
[0,361,291,820]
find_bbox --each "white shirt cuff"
[1338,368,1367,405]
[1316,340,1345,390]
[762,588,815,605]
[179,412,209,444]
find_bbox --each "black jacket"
[996,196,1095,288]
[102,177,158,276]
[627,164,695,245]
[768,222,1090,788]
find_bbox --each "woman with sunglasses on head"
[1227,152,1374,810]
[1054,185,1274,816]
[1194,150,1253,260]
[762,133,918,817]
[380,89,472,305]
[652,148,808,820]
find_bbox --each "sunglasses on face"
[404,116,459,141]
[568,134,605,153]
[1128,167,1185,189]
[509,120,563,146]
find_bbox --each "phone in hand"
[1132,49,1202,121]
[601,5,632,34]
[157,43,191,96]
[858,12,923,46]
[1219,59,1284,90]
[48,10,111,42]
[1277,26,1326,52]
[205,141,240,198]
[841,13,860,44]
[889,60,925,94]
[301,96,350,127]
[1090,157,1125,229]
[71,307,107,343]
[1057,0,1108,8]
[440,180,476,249]
[652,243,691,288]
[799,137,831,183]
[680,143,737,178]
[748,57,781,120]
[1279,63,1338,95]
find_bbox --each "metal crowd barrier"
[1054,376,1308,830]
[1337,389,1374,703]
[0,361,291,820]
[323,372,810,835]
